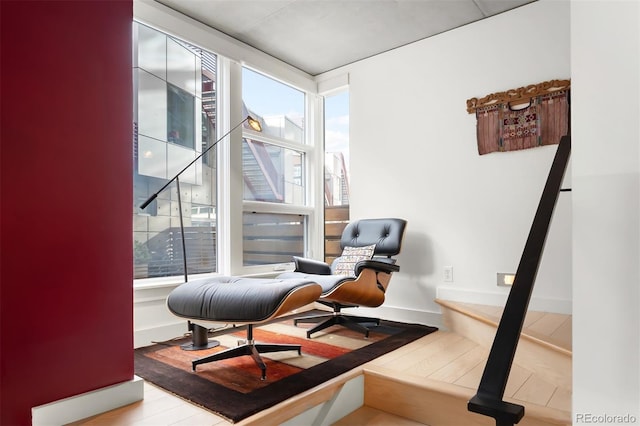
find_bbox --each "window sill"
[133,273,219,290]
[133,266,297,290]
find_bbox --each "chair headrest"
[340,218,407,257]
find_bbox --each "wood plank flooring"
[365,330,570,413]
[70,303,571,426]
[68,381,228,425]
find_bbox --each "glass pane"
[324,90,350,263]
[167,84,195,149]
[242,68,305,143]
[137,69,166,141]
[134,22,218,279]
[324,91,350,206]
[243,213,305,266]
[136,23,166,80]
[138,135,167,179]
[167,37,197,95]
[242,138,304,204]
[166,143,196,184]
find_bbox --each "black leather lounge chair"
[277,218,407,338]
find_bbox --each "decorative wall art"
[467,79,570,155]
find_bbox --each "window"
[324,90,350,263]
[133,22,217,279]
[132,17,319,280]
[241,68,311,267]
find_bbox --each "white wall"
[571,0,640,422]
[317,0,640,420]
[318,0,572,320]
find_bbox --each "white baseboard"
[436,286,572,314]
[134,321,188,348]
[32,376,144,426]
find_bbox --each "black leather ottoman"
[167,276,321,379]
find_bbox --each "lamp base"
[180,341,219,351]
[180,322,220,351]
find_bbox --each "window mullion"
[227,60,245,276]
[308,93,325,260]
[242,200,314,215]
[243,130,313,154]
[215,56,232,275]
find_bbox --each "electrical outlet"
[444,266,453,282]
[497,272,515,287]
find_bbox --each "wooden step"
[435,299,572,352]
[435,299,572,390]
[333,406,426,425]
[361,368,570,426]
[361,329,571,426]
[239,368,363,425]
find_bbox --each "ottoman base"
[192,324,300,380]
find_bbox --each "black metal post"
[175,176,188,283]
[468,135,572,425]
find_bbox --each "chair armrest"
[355,259,400,276]
[293,256,332,275]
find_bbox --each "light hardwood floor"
[364,330,571,414]
[70,304,571,426]
[68,381,229,426]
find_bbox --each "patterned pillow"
[333,244,376,276]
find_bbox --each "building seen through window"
[241,68,309,266]
[133,22,217,279]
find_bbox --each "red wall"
[1,1,133,424]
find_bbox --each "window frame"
[133,2,324,285]
[234,65,321,276]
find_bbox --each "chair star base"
[294,311,380,338]
[192,324,301,380]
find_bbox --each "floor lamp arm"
[138,115,253,210]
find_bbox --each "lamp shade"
[247,115,262,132]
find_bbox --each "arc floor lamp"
[139,115,262,349]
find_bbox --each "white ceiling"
[156,0,536,76]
